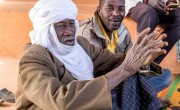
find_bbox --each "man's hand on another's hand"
[105,28,168,90]
[120,28,166,74]
[148,0,169,15]
[166,0,178,6]
[143,32,168,65]
[167,2,179,11]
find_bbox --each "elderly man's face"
[98,0,125,31]
[54,19,76,46]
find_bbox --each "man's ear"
[97,6,101,14]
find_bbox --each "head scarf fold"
[29,0,94,80]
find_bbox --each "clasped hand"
[148,0,177,15]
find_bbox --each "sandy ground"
[0,56,19,110]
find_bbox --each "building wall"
[0,0,179,73]
[0,11,31,57]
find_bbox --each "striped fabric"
[113,74,163,110]
[176,40,180,63]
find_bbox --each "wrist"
[105,66,133,90]
[120,63,137,75]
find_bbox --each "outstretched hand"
[143,30,168,65]
[120,28,167,74]
[148,0,169,15]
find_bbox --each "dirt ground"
[0,56,19,110]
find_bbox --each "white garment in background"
[125,0,172,15]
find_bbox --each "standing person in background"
[125,0,180,63]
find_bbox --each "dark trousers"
[127,2,180,63]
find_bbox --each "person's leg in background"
[155,9,180,63]
[127,2,159,33]
[128,3,180,63]
[127,2,174,93]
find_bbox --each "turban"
[29,0,78,29]
[29,0,78,48]
[29,0,94,80]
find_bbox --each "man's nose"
[64,26,73,36]
[112,9,120,16]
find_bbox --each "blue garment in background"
[148,69,173,93]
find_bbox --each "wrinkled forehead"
[55,19,74,24]
[103,0,125,7]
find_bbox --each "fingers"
[136,28,161,46]
[159,1,167,9]
[142,48,167,64]
[140,40,163,55]
[155,49,167,57]
[136,28,151,45]
[156,6,167,15]
[160,49,167,55]
[154,28,161,32]
[155,33,167,40]
[143,49,167,65]
[143,48,162,61]
[153,33,168,49]
[167,2,179,10]
[157,1,168,15]
[153,41,168,49]
[139,30,159,47]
